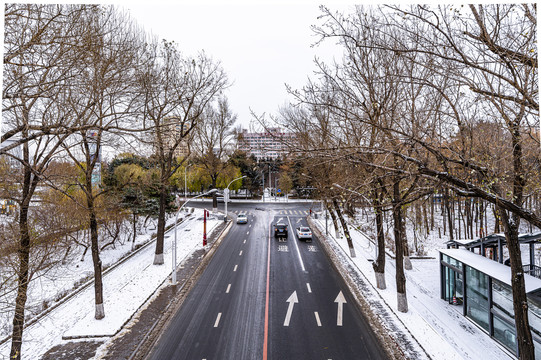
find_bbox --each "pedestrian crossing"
[231,210,309,216]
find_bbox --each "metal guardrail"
[524,264,541,279]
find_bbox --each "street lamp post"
[184,164,192,202]
[224,175,247,222]
[172,188,217,285]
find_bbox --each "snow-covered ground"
[311,212,519,359]
[0,208,220,360]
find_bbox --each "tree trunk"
[493,205,500,233]
[212,176,218,212]
[402,207,413,270]
[132,212,137,250]
[499,208,534,359]
[332,198,356,257]
[86,176,105,320]
[502,118,534,359]
[327,202,341,239]
[10,170,34,360]
[154,182,167,265]
[392,180,408,313]
[372,186,386,290]
[444,188,454,241]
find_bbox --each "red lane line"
[263,221,271,360]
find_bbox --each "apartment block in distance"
[158,117,191,160]
[237,128,294,160]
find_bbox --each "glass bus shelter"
[440,248,541,358]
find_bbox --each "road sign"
[277,189,281,193]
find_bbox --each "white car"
[296,226,312,241]
[237,213,248,224]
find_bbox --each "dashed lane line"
[214,313,222,327]
[314,312,322,327]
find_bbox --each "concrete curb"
[307,215,431,360]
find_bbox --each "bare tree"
[192,97,237,210]
[58,5,144,320]
[312,4,539,357]
[136,42,228,265]
[2,5,108,359]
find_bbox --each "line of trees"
[276,5,538,359]
[1,4,230,359]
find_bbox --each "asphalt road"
[147,202,388,360]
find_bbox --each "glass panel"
[493,280,514,318]
[455,272,464,305]
[534,338,541,360]
[465,266,489,331]
[447,267,454,303]
[493,315,517,356]
[528,297,541,338]
[449,257,462,268]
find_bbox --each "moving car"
[274,223,288,238]
[237,213,248,224]
[296,226,312,241]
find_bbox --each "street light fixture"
[224,175,247,222]
[172,188,217,285]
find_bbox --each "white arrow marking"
[296,218,302,224]
[283,291,298,326]
[335,291,347,326]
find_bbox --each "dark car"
[274,223,288,238]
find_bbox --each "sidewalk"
[309,214,513,360]
[0,209,222,360]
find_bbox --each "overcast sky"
[122,1,355,129]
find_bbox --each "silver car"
[296,226,312,241]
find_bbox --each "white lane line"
[249,224,252,228]
[314,312,322,327]
[233,264,238,272]
[306,283,312,293]
[287,217,306,272]
[239,250,243,256]
[226,284,231,293]
[243,239,246,244]
[247,231,250,235]
[214,313,222,327]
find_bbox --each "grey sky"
[123,1,352,129]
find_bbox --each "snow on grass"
[0,208,220,360]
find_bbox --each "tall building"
[158,117,191,160]
[237,128,294,160]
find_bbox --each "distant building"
[158,117,191,160]
[0,138,22,167]
[237,128,294,160]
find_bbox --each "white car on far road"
[296,226,312,241]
